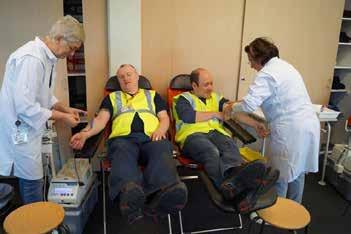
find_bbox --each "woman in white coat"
[0,16,85,204]
[233,37,320,203]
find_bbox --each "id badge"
[12,127,29,145]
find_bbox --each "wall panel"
[238,0,344,104]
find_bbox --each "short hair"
[244,37,279,66]
[49,15,85,43]
[116,64,138,77]
[190,68,206,85]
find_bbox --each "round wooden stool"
[256,197,311,234]
[3,201,65,234]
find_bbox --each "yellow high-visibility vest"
[109,89,159,138]
[172,91,230,146]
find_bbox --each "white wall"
[107,0,141,76]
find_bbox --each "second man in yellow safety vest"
[173,68,278,212]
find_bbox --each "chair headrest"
[105,75,152,91]
[170,74,192,90]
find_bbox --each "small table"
[3,201,64,234]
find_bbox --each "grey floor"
[1,170,350,234]
[83,170,351,234]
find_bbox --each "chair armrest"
[248,112,266,123]
[223,119,256,145]
[75,129,107,159]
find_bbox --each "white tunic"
[241,57,320,183]
[0,37,58,180]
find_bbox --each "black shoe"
[220,160,266,200]
[235,189,260,214]
[145,182,188,217]
[255,167,279,196]
[119,182,146,224]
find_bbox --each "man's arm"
[70,109,110,149]
[150,110,170,141]
[195,111,223,122]
[175,96,224,123]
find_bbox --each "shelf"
[68,73,85,77]
[339,42,351,45]
[334,66,351,69]
[331,89,348,93]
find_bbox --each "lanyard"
[49,64,53,88]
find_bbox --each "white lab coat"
[241,57,320,183]
[0,37,58,180]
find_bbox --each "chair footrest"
[198,171,278,214]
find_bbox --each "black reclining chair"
[167,74,278,234]
[80,75,174,234]
[0,183,15,221]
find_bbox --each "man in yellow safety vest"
[70,64,187,224]
[173,68,278,212]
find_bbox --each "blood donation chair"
[167,74,278,233]
[80,75,174,234]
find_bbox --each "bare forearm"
[81,118,106,138]
[52,102,69,113]
[80,110,110,138]
[157,116,169,133]
[50,109,68,120]
[195,111,223,122]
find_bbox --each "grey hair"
[117,64,138,74]
[48,15,85,43]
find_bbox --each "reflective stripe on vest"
[112,89,155,120]
[173,91,230,146]
[109,89,159,138]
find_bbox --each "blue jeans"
[108,133,179,200]
[275,173,305,203]
[182,130,243,188]
[18,177,43,204]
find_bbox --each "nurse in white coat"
[232,37,320,203]
[0,16,85,204]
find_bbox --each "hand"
[254,122,270,138]
[223,101,235,120]
[70,132,88,150]
[215,112,224,121]
[63,113,80,127]
[150,128,167,141]
[68,107,87,119]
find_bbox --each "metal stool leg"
[167,214,172,234]
[178,210,184,234]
